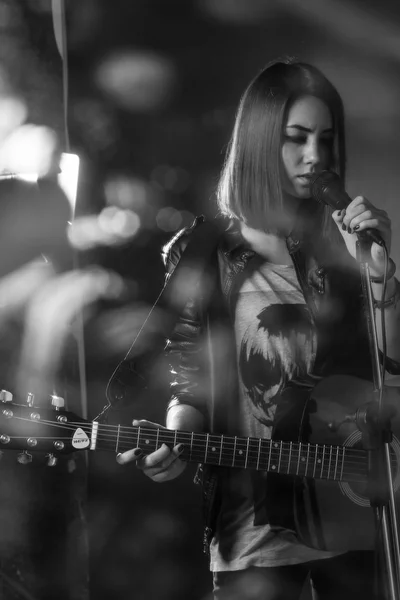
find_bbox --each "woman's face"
[281,95,334,199]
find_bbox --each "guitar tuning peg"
[46,453,58,467]
[50,394,65,411]
[26,392,35,407]
[17,451,33,465]
[0,389,13,403]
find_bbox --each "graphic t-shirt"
[210,256,341,571]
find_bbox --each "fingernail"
[347,227,352,234]
[177,444,185,453]
[342,223,347,231]
[354,225,360,231]
[116,453,123,464]
[133,448,142,458]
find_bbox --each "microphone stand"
[356,236,400,600]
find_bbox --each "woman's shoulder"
[161,215,206,271]
[161,215,229,273]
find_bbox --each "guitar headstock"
[0,389,90,465]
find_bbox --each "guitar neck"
[92,423,367,483]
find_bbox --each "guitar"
[1,374,399,552]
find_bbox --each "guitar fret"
[340,446,345,481]
[313,444,318,478]
[333,446,339,480]
[115,424,121,453]
[190,432,193,461]
[327,446,333,480]
[155,428,160,451]
[257,438,262,470]
[205,433,210,463]
[277,442,283,472]
[207,434,220,465]
[247,438,259,470]
[287,442,292,475]
[321,446,326,478]
[219,434,224,465]
[296,442,301,476]
[340,446,346,480]
[267,440,272,471]
[305,444,310,477]
[245,437,249,469]
[232,436,237,467]
[173,430,177,446]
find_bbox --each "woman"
[117,59,400,599]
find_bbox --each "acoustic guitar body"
[270,375,400,552]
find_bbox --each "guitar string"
[7,416,370,475]
[9,416,369,466]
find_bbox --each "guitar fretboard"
[92,424,368,483]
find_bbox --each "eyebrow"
[286,125,334,134]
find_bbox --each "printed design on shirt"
[239,303,314,426]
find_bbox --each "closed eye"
[284,135,306,144]
[284,135,333,146]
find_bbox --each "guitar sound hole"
[340,434,400,507]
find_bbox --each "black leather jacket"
[162,214,400,552]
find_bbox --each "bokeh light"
[0,123,59,177]
[95,50,177,112]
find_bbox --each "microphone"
[309,170,385,247]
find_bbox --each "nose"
[303,137,322,168]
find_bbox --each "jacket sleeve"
[161,218,211,424]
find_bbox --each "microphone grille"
[309,170,341,204]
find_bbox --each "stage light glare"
[95,50,177,112]
[0,96,27,141]
[104,175,148,210]
[0,124,58,178]
[59,152,80,215]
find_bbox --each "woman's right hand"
[116,419,187,482]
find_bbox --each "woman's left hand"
[332,195,392,278]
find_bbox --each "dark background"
[1,1,400,599]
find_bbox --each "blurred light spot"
[198,0,279,23]
[95,50,177,112]
[98,206,141,238]
[156,207,183,232]
[69,208,140,250]
[58,152,80,216]
[16,173,38,183]
[151,165,191,193]
[105,175,148,210]
[0,96,27,141]
[0,124,59,177]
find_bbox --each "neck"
[240,224,291,264]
